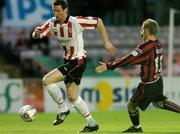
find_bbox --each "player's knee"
[152,101,163,109]
[127,101,138,113]
[67,92,77,102]
[67,95,77,102]
[66,82,79,102]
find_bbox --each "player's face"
[141,27,148,41]
[53,5,67,22]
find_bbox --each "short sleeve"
[40,18,54,38]
[76,16,98,30]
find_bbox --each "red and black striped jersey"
[107,40,163,82]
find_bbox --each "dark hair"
[142,19,159,36]
[53,0,67,10]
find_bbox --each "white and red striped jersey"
[40,16,98,60]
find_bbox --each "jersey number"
[155,55,163,73]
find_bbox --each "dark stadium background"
[0,0,180,79]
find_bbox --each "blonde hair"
[142,19,159,36]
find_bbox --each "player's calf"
[163,100,180,113]
[152,100,180,113]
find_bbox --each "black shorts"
[131,76,167,111]
[58,58,87,85]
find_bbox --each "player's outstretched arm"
[32,26,42,39]
[95,62,108,73]
[97,18,116,55]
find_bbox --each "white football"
[20,105,37,122]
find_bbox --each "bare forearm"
[96,18,116,55]
[97,18,109,44]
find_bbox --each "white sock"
[71,96,97,126]
[45,84,68,113]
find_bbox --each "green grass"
[0,110,179,134]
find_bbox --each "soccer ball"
[19,105,37,122]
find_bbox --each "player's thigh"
[65,82,79,101]
[64,59,87,85]
[42,68,65,85]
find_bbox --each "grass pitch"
[0,110,179,134]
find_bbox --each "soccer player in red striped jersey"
[96,19,180,133]
[32,0,115,132]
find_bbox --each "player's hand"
[95,62,107,73]
[32,27,42,39]
[34,27,42,35]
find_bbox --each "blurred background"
[0,0,180,113]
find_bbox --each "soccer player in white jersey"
[32,0,115,132]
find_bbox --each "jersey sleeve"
[76,16,98,30]
[40,18,53,38]
[107,44,154,70]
